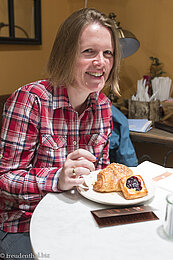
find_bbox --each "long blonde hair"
[47,8,121,95]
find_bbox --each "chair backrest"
[0,94,11,130]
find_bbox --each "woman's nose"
[92,53,105,66]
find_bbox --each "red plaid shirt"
[0,80,112,232]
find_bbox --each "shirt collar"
[52,86,101,111]
[52,86,69,110]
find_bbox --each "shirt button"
[73,140,77,146]
[54,144,58,149]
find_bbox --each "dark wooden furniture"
[130,127,173,167]
[130,127,173,146]
[0,94,11,130]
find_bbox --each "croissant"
[93,163,133,192]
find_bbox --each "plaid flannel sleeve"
[0,89,61,196]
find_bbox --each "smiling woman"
[0,8,121,259]
[69,23,114,112]
[47,8,121,95]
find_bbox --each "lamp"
[109,13,140,58]
[83,0,140,58]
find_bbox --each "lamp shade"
[109,13,140,58]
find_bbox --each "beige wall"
[0,0,172,97]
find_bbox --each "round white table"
[30,162,173,260]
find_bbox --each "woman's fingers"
[67,149,96,173]
[72,158,95,173]
[67,148,96,162]
[58,167,85,190]
[71,166,91,177]
[58,149,97,191]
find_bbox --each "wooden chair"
[0,94,11,130]
[0,96,10,259]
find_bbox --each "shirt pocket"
[84,133,108,147]
[82,133,108,166]
[40,134,67,149]
[37,134,67,167]
[84,133,109,168]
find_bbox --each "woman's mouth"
[86,71,104,78]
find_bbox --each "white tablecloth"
[30,161,173,260]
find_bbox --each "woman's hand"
[57,149,96,191]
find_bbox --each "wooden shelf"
[130,127,173,147]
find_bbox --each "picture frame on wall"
[0,0,41,45]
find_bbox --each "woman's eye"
[83,49,94,55]
[104,50,113,57]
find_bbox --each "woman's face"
[72,23,114,94]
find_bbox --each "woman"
[0,8,121,259]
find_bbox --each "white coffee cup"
[164,193,173,240]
